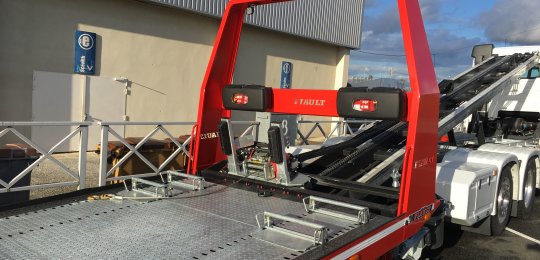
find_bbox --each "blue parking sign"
[74,30,96,75]
[281,61,293,89]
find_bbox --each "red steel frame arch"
[190,0,440,257]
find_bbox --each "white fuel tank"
[440,148,519,217]
[436,161,497,226]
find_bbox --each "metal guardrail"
[297,120,375,145]
[97,121,195,186]
[0,119,373,196]
[0,121,90,193]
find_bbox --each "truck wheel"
[491,166,513,235]
[517,158,536,219]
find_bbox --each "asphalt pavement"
[426,190,540,259]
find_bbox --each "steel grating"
[0,182,378,259]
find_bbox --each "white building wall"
[0,0,349,146]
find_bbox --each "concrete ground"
[426,190,540,259]
[11,153,540,259]
[29,152,101,200]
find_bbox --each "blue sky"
[350,0,540,81]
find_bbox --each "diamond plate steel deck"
[0,182,391,259]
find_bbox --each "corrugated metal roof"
[146,0,364,48]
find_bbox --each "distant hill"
[348,78,409,90]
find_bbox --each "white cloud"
[479,0,540,45]
[351,0,481,81]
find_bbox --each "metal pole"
[81,75,88,121]
[78,125,88,189]
[98,125,110,186]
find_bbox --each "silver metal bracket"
[303,196,370,224]
[255,211,328,246]
[222,119,242,175]
[162,170,205,191]
[131,177,169,197]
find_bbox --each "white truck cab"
[489,46,540,126]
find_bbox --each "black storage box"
[222,85,273,111]
[0,146,37,206]
[337,87,407,120]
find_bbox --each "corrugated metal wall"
[146,0,364,48]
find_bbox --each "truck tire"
[517,158,536,219]
[491,166,513,235]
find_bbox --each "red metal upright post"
[191,0,288,173]
[396,0,439,238]
[323,0,440,258]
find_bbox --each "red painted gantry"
[190,0,440,258]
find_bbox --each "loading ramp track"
[298,53,538,186]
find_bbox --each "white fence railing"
[297,120,375,145]
[0,119,374,196]
[97,121,195,186]
[0,121,90,193]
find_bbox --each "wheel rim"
[524,166,535,208]
[497,176,512,223]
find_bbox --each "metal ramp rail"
[129,171,206,198]
[358,52,540,185]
